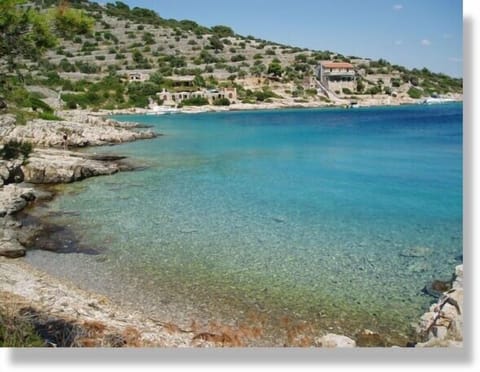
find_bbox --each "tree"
[268,61,282,77]
[356,79,365,93]
[0,0,56,74]
[52,1,94,39]
[1,0,94,77]
[193,74,206,87]
[211,25,234,38]
[208,35,224,52]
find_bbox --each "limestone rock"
[21,149,120,184]
[0,184,36,216]
[0,112,156,149]
[0,159,24,185]
[315,333,356,348]
[0,239,26,258]
[416,265,463,347]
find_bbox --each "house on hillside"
[157,87,237,106]
[127,72,150,82]
[316,62,356,93]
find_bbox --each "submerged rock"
[399,246,432,258]
[422,279,452,298]
[355,329,386,347]
[315,333,356,348]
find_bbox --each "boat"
[422,97,455,105]
[146,106,180,115]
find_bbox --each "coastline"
[1,106,463,347]
[84,93,463,117]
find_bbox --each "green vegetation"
[52,3,95,39]
[0,0,462,117]
[179,96,209,106]
[268,60,283,77]
[407,87,424,99]
[0,139,33,160]
[0,0,56,73]
[213,97,231,106]
[0,307,45,347]
[38,111,64,121]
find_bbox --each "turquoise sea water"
[26,104,462,345]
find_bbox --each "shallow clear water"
[26,104,462,345]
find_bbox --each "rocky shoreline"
[0,109,463,347]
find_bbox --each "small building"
[127,72,150,82]
[158,87,237,106]
[316,62,356,93]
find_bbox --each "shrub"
[38,112,63,121]
[0,140,33,160]
[213,97,231,106]
[366,86,382,95]
[391,78,401,88]
[179,97,209,106]
[0,307,44,347]
[211,25,234,38]
[407,87,423,99]
[342,88,352,95]
[29,97,54,113]
[231,55,246,62]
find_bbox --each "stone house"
[316,62,356,92]
[157,87,237,106]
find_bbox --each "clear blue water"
[26,104,462,345]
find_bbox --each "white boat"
[423,97,455,105]
[146,105,180,115]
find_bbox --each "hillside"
[1,0,463,114]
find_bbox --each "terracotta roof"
[321,62,354,69]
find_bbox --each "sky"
[117,0,463,78]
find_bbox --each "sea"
[25,103,463,346]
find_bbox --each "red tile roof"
[321,62,354,69]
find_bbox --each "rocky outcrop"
[21,148,120,184]
[0,184,36,258]
[416,265,463,347]
[0,159,24,186]
[0,111,156,148]
[0,184,35,217]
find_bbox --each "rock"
[408,261,430,273]
[0,239,26,258]
[315,333,356,348]
[0,162,10,181]
[0,184,36,216]
[400,246,432,258]
[422,279,452,298]
[453,265,463,289]
[355,329,386,347]
[416,265,463,347]
[0,97,7,110]
[21,149,119,184]
[0,112,156,149]
[0,159,24,185]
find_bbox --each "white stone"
[315,333,356,348]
